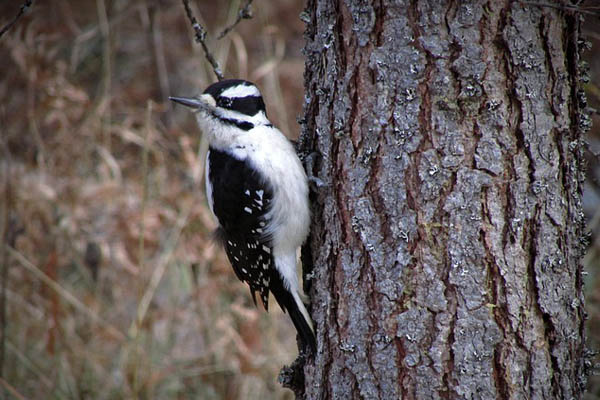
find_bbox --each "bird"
[170,79,316,352]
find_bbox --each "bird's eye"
[218,97,233,109]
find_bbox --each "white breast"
[197,109,310,253]
[237,125,310,252]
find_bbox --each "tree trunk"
[292,0,589,399]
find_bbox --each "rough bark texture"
[294,1,588,399]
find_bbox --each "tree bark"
[292,0,589,399]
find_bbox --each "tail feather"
[270,271,316,352]
[288,291,316,352]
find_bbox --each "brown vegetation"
[0,1,304,398]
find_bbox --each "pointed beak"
[169,96,203,109]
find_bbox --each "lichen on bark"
[292,1,587,399]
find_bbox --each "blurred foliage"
[0,0,304,398]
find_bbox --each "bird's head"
[170,79,270,133]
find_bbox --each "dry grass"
[0,0,305,398]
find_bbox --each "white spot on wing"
[244,207,252,214]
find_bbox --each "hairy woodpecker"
[170,79,316,352]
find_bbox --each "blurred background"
[0,1,599,399]
[0,0,304,398]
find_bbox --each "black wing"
[208,148,275,309]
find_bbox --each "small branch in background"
[217,0,254,40]
[97,0,112,151]
[181,0,224,81]
[0,0,33,39]
[147,4,172,125]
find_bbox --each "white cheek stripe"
[221,84,261,98]
[216,108,269,126]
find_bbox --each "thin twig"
[97,0,112,151]
[148,5,172,125]
[138,101,152,277]
[0,0,33,39]
[217,0,254,40]
[181,0,224,81]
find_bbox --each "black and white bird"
[170,79,316,352]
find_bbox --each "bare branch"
[181,0,224,81]
[0,0,34,39]
[217,0,254,40]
